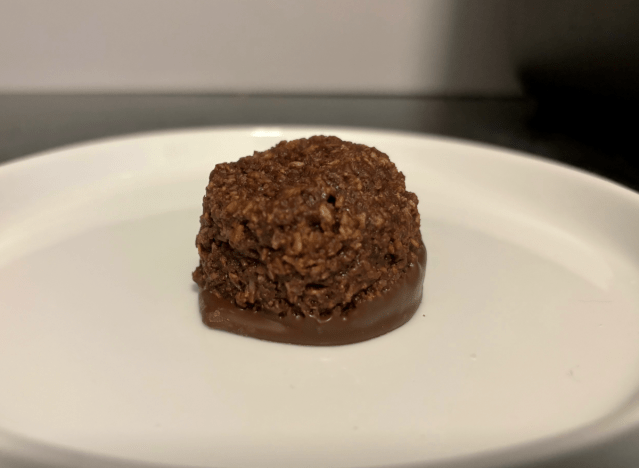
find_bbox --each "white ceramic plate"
[1,127,639,468]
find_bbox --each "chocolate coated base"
[198,246,426,346]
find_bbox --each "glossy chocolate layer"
[198,246,426,346]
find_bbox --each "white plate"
[1,126,639,468]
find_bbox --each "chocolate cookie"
[193,135,426,345]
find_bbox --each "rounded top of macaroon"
[195,135,422,318]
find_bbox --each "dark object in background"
[510,0,639,101]
[508,0,639,189]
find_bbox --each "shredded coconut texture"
[193,135,423,321]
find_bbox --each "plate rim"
[1,124,638,204]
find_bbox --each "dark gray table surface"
[1,94,639,468]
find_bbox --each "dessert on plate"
[193,135,426,345]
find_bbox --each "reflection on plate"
[1,127,639,468]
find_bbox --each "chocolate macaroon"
[193,135,426,345]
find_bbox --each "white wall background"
[0,0,521,95]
